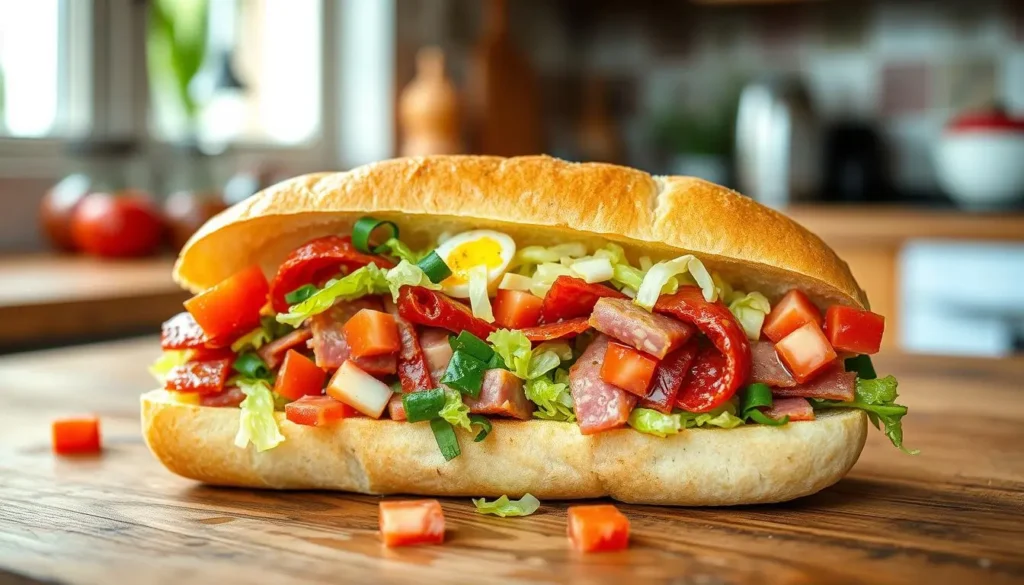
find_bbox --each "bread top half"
[174,155,866,309]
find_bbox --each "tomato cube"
[285,395,355,426]
[274,350,327,401]
[600,341,658,396]
[762,290,822,343]
[52,416,102,455]
[184,265,269,342]
[825,305,885,355]
[774,322,837,384]
[493,289,544,329]
[567,505,630,553]
[379,500,445,547]
[342,309,401,358]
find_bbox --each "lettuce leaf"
[635,254,716,310]
[384,259,441,302]
[728,292,771,340]
[472,493,541,517]
[148,350,191,383]
[513,243,588,267]
[468,264,495,322]
[679,401,745,429]
[525,374,575,422]
[377,237,425,263]
[233,378,286,452]
[628,402,744,438]
[439,388,472,432]
[527,262,575,297]
[487,329,533,379]
[813,375,916,454]
[230,326,272,353]
[276,264,390,327]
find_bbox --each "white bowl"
[935,132,1024,209]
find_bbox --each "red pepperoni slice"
[164,358,233,395]
[655,286,751,413]
[541,276,626,323]
[639,340,699,414]
[520,317,591,342]
[160,312,209,350]
[383,299,435,394]
[269,236,395,312]
[396,286,497,341]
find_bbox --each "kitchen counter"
[0,338,1021,585]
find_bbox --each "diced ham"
[464,369,534,420]
[569,335,637,434]
[388,394,407,421]
[772,362,855,402]
[750,340,797,388]
[765,397,815,422]
[589,298,694,359]
[257,327,313,370]
[310,297,397,374]
[419,328,453,381]
[200,386,246,408]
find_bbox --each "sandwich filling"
[152,218,913,461]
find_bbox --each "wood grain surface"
[0,255,187,350]
[0,338,1022,585]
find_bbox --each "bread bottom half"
[141,390,867,506]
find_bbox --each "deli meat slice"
[773,363,855,402]
[569,335,637,434]
[257,327,312,370]
[310,297,397,374]
[589,297,694,358]
[465,369,534,420]
[765,397,815,422]
[419,328,453,381]
[749,340,797,388]
[200,386,246,408]
[639,340,699,413]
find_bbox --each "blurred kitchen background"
[0,0,1023,357]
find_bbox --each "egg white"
[434,230,516,298]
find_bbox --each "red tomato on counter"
[183,265,269,342]
[70,191,164,257]
[52,416,102,455]
[493,289,544,329]
[774,322,837,384]
[600,341,658,396]
[762,290,822,343]
[567,505,630,553]
[274,350,327,401]
[379,500,446,547]
[825,305,885,355]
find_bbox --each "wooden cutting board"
[0,338,1022,585]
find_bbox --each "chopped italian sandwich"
[143,155,912,506]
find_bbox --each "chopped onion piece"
[570,257,614,284]
[327,361,394,418]
[635,255,716,310]
[499,273,533,291]
[468,264,495,322]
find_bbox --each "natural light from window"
[0,0,61,138]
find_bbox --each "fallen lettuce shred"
[472,493,541,517]
[384,259,441,301]
[813,375,917,454]
[276,264,390,327]
[233,378,286,452]
[148,350,191,383]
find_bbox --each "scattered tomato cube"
[762,290,822,343]
[52,416,102,456]
[379,500,445,547]
[824,305,885,355]
[275,350,327,401]
[285,395,356,426]
[342,309,401,358]
[184,265,269,342]
[774,321,837,384]
[567,504,630,553]
[600,341,658,396]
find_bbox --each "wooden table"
[0,255,188,351]
[1,338,1022,585]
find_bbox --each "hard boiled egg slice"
[434,230,516,298]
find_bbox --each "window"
[0,0,63,137]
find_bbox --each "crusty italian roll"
[143,155,911,507]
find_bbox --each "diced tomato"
[493,289,544,329]
[342,309,400,358]
[164,358,233,394]
[285,395,355,426]
[274,350,327,401]
[600,341,658,396]
[184,265,269,342]
[379,500,446,547]
[567,505,630,553]
[824,305,885,355]
[774,322,837,384]
[762,290,822,343]
[52,416,101,455]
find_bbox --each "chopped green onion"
[402,388,446,423]
[845,355,877,380]
[449,331,494,362]
[417,251,453,284]
[284,284,319,305]
[739,382,787,426]
[440,351,487,397]
[469,414,492,442]
[352,216,399,254]
[430,418,461,461]
[487,351,507,370]
[233,352,271,380]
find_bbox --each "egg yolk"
[443,237,505,284]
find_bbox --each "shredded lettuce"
[488,330,575,420]
[527,262,574,297]
[499,272,533,291]
[525,374,575,422]
[439,388,472,431]
[148,350,191,383]
[472,493,541,517]
[231,326,272,353]
[233,378,285,452]
[377,237,424,263]
[513,243,588,267]
[813,375,916,454]
[635,255,716,310]
[628,402,745,438]
[467,264,495,322]
[276,264,390,327]
[569,257,614,283]
[487,329,532,379]
[679,401,745,429]
[384,259,441,302]
[728,292,771,340]
[527,341,571,379]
